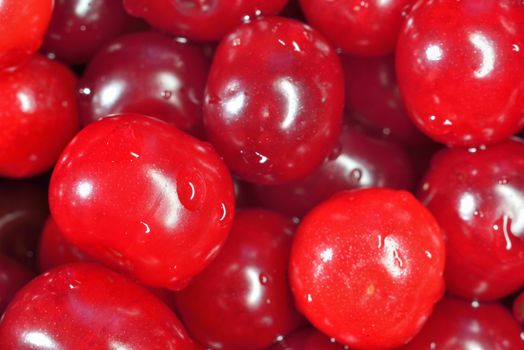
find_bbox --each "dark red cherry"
[300,0,414,56]
[0,0,53,70]
[290,188,445,349]
[78,31,209,137]
[419,139,524,300]
[0,55,79,178]
[0,255,33,313]
[400,297,524,349]
[396,0,524,147]
[514,291,524,324]
[0,263,197,349]
[204,17,344,185]
[175,209,304,349]
[269,327,346,350]
[123,0,288,42]
[49,115,235,291]
[250,124,415,218]
[41,0,139,65]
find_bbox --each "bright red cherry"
[300,0,414,56]
[204,17,344,185]
[514,291,524,324]
[175,209,304,349]
[49,115,235,291]
[123,0,288,42]
[0,263,197,349]
[0,255,33,313]
[400,297,524,349]
[0,55,79,178]
[419,139,524,301]
[396,0,524,147]
[250,124,415,218]
[0,0,53,70]
[269,327,346,350]
[78,31,209,137]
[290,188,445,349]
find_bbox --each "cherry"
[290,188,445,349]
[400,297,524,349]
[0,0,53,70]
[204,17,344,184]
[514,291,524,324]
[250,124,415,218]
[49,114,235,291]
[0,255,33,313]
[396,0,524,147]
[419,139,524,301]
[175,209,304,349]
[122,0,289,42]
[78,31,209,137]
[300,0,414,56]
[0,263,197,349]
[269,327,346,350]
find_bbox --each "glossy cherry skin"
[513,291,524,324]
[175,209,304,349]
[78,31,209,137]
[0,263,197,349]
[0,255,33,313]
[269,327,346,350]
[0,55,79,178]
[0,0,53,70]
[300,0,413,56]
[49,115,235,291]
[396,0,524,147]
[42,0,138,65]
[290,188,445,349]
[123,0,288,42]
[419,139,524,301]
[204,17,344,185]
[250,124,415,218]
[400,297,524,349]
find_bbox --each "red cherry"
[396,0,524,147]
[269,327,346,350]
[300,0,414,56]
[204,17,344,185]
[400,297,524,349]
[514,291,524,324]
[122,0,288,42]
[0,55,79,178]
[419,139,524,300]
[49,114,235,290]
[250,124,415,218]
[0,255,33,313]
[0,263,197,349]
[290,188,445,349]
[78,31,209,137]
[0,0,53,70]
[175,209,304,349]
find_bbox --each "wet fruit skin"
[419,139,524,301]
[396,0,524,147]
[250,124,415,218]
[300,0,414,56]
[513,291,524,324]
[0,255,34,313]
[175,209,304,350]
[0,54,79,178]
[290,188,445,349]
[269,326,346,350]
[78,31,209,137]
[49,114,235,291]
[0,263,197,349]
[122,0,289,42]
[0,0,53,70]
[400,297,524,349]
[204,17,344,185]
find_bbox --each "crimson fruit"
[0,255,33,313]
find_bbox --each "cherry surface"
[49,114,235,291]
[419,139,524,301]
[0,255,33,314]
[0,263,197,349]
[269,326,346,350]
[175,209,303,350]
[396,0,524,147]
[204,17,344,185]
[123,0,288,42]
[514,291,524,324]
[250,124,415,218]
[0,55,79,178]
[42,0,138,65]
[0,0,53,70]
[400,297,524,349]
[290,188,445,349]
[78,31,209,137]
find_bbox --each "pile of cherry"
[0,0,523,349]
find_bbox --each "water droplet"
[162,90,172,99]
[471,300,480,308]
[494,215,514,250]
[428,114,453,135]
[240,150,270,165]
[307,294,313,302]
[327,143,342,161]
[349,169,362,182]
[176,168,206,211]
[259,273,269,285]
[498,177,509,185]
